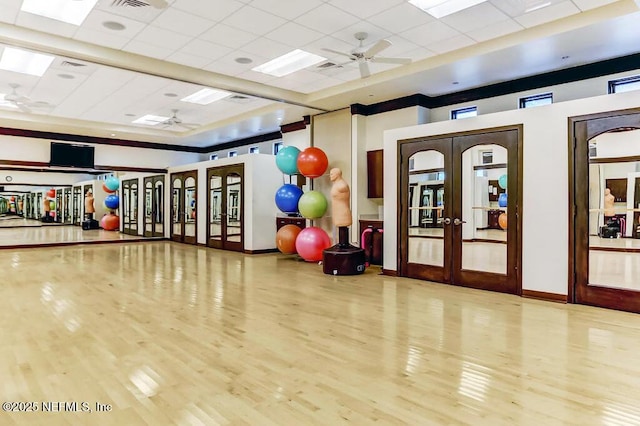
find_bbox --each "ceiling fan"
[160,109,199,130]
[322,32,412,79]
[2,83,52,113]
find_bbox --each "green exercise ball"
[298,190,327,219]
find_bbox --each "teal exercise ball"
[275,146,300,175]
[498,174,507,189]
[105,176,120,191]
[298,190,327,219]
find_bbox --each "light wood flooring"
[2,241,640,425]
[0,225,145,247]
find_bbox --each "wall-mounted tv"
[49,142,95,168]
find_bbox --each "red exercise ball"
[297,147,328,178]
[46,189,56,198]
[276,224,302,254]
[498,213,507,230]
[102,183,116,194]
[295,226,331,262]
[101,214,120,231]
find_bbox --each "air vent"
[111,0,151,7]
[317,61,339,69]
[225,95,255,104]
[61,61,87,68]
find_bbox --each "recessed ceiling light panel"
[21,0,98,26]
[132,114,169,126]
[181,88,231,105]
[408,0,486,18]
[252,49,327,77]
[0,47,55,77]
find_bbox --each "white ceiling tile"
[265,22,325,48]
[295,4,360,35]
[131,25,191,50]
[151,8,215,37]
[401,46,437,62]
[171,0,245,22]
[328,0,404,19]
[239,38,292,60]
[94,1,165,24]
[329,21,391,46]
[122,40,174,60]
[224,6,287,36]
[179,39,233,62]
[15,13,78,38]
[236,70,279,84]
[440,3,510,33]
[73,27,131,50]
[466,19,523,42]
[203,50,270,76]
[199,24,258,49]
[0,0,20,24]
[303,35,359,58]
[250,0,324,20]
[367,3,436,34]
[426,34,476,54]
[295,76,343,93]
[80,9,147,40]
[515,1,580,28]
[399,21,462,47]
[571,0,617,11]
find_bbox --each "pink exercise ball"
[101,214,119,231]
[295,226,331,262]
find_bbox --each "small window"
[228,151,238,158]
[451,106,477,120]
[249,146,259,154]
[519,93,552,108]
[210,154,218,160]
[408,158,415,170]
[609,75,640,94]
[480,150,493,164]
[273,141,283,155]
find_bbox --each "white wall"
[0,170,94,186]
[203,137,284,161]
[384,88,640,296]
[168,153,281,251]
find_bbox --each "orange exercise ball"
[498,213,507,230]
[101,214,120,231]
[297,147,328,178]
[276,224,302,254]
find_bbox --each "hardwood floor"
[2,241,640,425]
[0,225,149,247]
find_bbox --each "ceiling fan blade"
[16,103,31,113]
[359,61,371,79]
[364,39,392,58]
[322,48,356,60]
[370,57,412,65]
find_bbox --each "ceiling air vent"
[61,61,87,68]
[317,62,338,69]
[111,0,151,7]
[225,95,255,104]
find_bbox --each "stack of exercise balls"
[274,146,331,262]
[101,176,120,231]
[498,173,507,230]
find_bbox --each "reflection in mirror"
[184,176,196,238]
[145,181,153,234]
[130,183,138,231]
[172,178,182,236]
[588,130,640,290]
[227,173,242,242]
[407,150,445,266]
[154,180,163,234]
[461,144,507,274]
[210,175,222,241]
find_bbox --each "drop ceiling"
[0,0,639,148]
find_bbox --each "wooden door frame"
[398,125,523,295]
[143,175,165,238]
[568,107,640,312]
[170,172,185,243]
[170,170,198,245]
[206,164,244,252]
[121,178,138,236]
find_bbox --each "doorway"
[72,186,81,225]
[570,108,640,313]
[171,170,197,244]
[122,179,138,236]
[143,175,164,238]
[63,188,72,224]
[207,164,244,252]
[399,126,522,294]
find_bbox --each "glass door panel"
[144,180,153,236]
[207,165,244,252]
[171,177,182,240]
[154,179,164,237]
[184,176,197,242]
[227,173,242,243]
[209,175,223,243]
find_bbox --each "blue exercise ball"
[498,174,507,190]
[275,184,303,214]
[498,192,508,208]
[105,176,120,192]
[275,146,300,175]
[104,194,120,210]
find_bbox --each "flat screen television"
[49,142,95,168]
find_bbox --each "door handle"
[443,217,451,225]
[453,218,466,226]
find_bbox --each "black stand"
[322,226,366,275]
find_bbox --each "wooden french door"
[171,170,197,245]
[207,164,244,252]
[122,179,138,235]
[399,126,522,294]
[570,108,640,313]
[72,187,81,225]
[63,188,72,224]
[143,175,164,238]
